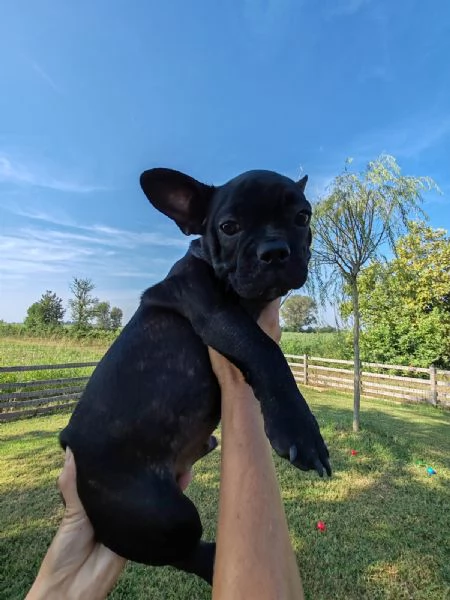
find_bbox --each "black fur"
[60,168,331,585]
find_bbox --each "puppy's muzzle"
[257,239,291,265]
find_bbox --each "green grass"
[280,331,352,360]
[0,338,109,388]
[1,390,449,599]
[0,336,109,366]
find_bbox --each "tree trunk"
[351,277,361,432]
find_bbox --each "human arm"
[210,300,305,600]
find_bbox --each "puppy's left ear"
[297,175,308,193]
[140,168,215,235]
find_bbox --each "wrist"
[27,578,62,600]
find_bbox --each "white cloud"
[354,115,450,160]
[9,209,190,250]
[0,203,191,321]
[0,233,94,274]
[0,154,108,193]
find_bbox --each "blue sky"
[1,0,449,324]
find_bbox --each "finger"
[178,470,193,492]
[207,346,219,360]
[58,447,85,515]
[272,297,281,312]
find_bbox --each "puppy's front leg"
[143,265,331,477]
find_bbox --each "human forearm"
[212,375,304,600]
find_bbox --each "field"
[280,331,352,360]
[1,390,449,600]
[0,331,349,373]
[0,337,108,388]
[0,337,107,369]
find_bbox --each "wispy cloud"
[0,225,177,281]
[10,209,190,250]
[0,219,176,322]
[354,115,450,160]
[30,60,63,95]
[0,205,189,301]
[0,154,108,193]
[0,233,92,275]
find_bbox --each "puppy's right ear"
[140,168,215,235]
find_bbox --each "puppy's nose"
[257,240,291,264]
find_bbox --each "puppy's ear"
[140,168,214,235]
[297,174,308,193]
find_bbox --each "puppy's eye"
[295,211,311,227]
[220,221,241,236]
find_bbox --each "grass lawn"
[0,337,108,387]
[1,389,449,600]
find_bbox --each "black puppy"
[60,168,331,585]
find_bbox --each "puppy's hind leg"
[171,540,216,585]
[76,466,215,583]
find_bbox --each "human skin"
[210,299,304,600]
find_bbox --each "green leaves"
[310,154,440,428]
[311,154,437,290]
[281,295,317,331]
[24,291,65,333]
[354,223,450,368]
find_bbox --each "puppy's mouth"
[263,285,289,301]
[228,266,308,301]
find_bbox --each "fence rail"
[1,355,449,421]
[0,362,96,421]
[287,355,450,406]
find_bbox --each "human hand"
[26,447,126,600]
[208,299,282,386]
[256,298,282,344]
[27,448,193,600]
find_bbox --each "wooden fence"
[1,356,449,421]
[0,362,97,422]
[286,355,450,406]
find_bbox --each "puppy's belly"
[61,306,221,473]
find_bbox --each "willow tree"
[311,155,436,431]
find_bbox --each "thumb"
[58,447,86,516]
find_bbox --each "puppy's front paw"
[266,411,332,477]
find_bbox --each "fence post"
[303,354,308,385]
[429,364,438,405]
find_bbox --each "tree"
[311,154,437,431]
[69,278,98,331]
[95,301,111,329]
[281,295,317,331]
[24,291,65,331]
[110,307,123,329]
[343,222,450,368]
